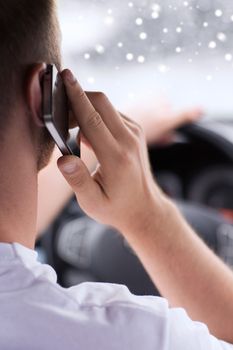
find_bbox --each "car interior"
[37,119,233,296]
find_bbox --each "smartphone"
[42,64,73,156]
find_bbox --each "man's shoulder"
[1,273,232,350]
[66,281,168,311]
[22,280,233,350]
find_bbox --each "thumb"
[57,155,103,208]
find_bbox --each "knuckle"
[86,110,102,129]
[115,147,131,165]
[128,135,140,151]
[133,122,144,136]
[95,91,108,102]
[69,171,87,189]
[127,126,141,144]
[119,153,131,166]
[132,126,145,144]
[76,88,86,100]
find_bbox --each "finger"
[120,112,135,124]
[119,112,142,128]
[178,107,204,123]
[76,130,93,151]
[168,108,204,130]
[68,110,78,129]
[61,69,118,164]
[81,142,99,173]
[76,129,81,147]
[86,92,126,139]
[119,112,144,135]
[122,118,139,135]
[57,155,104,209]
[76,130,98,173]
[156,132,177,145]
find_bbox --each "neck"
[0,133,38,249]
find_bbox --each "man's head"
[0,0,62,170]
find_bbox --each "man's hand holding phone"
[57,69,168,237]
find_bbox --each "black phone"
[42,64,73,156]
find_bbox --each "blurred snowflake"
[59,0,233,66]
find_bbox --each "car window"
[58,0,233,118]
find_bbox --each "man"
[0,1,232,349]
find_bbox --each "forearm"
[124,197,233,343]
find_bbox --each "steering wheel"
[39,196,233,296]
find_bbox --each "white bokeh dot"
[95,45,105,54]
[137,55,145,63]
[225,54,232,62]
[104,16,114,26]
[126,53,134,61]
[151,4,161,12]
[217,32,227,42]
[84,53,90,60]
[208,41,217,49]
[87,77,95,84]
[152,3,161,12]
[135,17,143,25]
[151,11,160,19]
[139,32,147,40]
[215,9,223,17]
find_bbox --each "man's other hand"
[125,98,203,145]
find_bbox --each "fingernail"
[64,70,77,85]
[60,160,78,174]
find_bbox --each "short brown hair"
[0,0,61,114]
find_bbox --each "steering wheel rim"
[39,196,232,295]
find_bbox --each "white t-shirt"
[0,242,232,350]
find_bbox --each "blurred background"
[57,0,233,117]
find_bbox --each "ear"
[25,63,47,127]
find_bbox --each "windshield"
[58,0,233,119]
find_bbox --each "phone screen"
[42,64,73,156]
